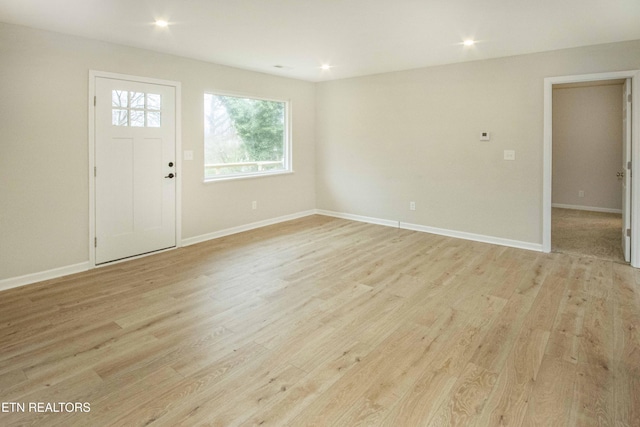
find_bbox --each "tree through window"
[204,93,290,179]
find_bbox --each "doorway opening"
[543,70,639,267]
[551,79,627,262]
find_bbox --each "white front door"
[95,77,176,264]
[622,78,632,263]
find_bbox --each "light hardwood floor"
[1,215,639,426]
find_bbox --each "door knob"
[165,173,175,179]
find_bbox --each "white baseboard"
[314,209,400,228]
[0,261,90,292]
[313,209,542,252]
[181,210,317,247]
[552,203,622,214]
[400,222,543,252]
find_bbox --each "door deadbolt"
[168,162,174,167]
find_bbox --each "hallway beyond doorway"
[552,207,625,263]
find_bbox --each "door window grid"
[112,90,161,127]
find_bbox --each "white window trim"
[203,90,292,182]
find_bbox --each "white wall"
[0,22,316,281]
[552,82,623,211]
[316,41,640,245]
[2,19,640,284]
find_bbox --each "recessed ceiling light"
[155,20,169,28]
[463,39,475,46]
[321,64,332,70]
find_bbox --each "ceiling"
[1,0,639,82]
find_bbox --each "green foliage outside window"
[204,93,287,178]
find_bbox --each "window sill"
[203,170,294,183]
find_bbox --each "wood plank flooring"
[1,215,639,426]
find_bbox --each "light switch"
[504,150,515,161]
[183,150,194,161]
[480,132,490,141]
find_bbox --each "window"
[204,93,290,180]
[112,90,161,127]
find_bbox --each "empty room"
[1,1,640,426]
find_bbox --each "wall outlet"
[409,201,416,211]
[578,190,585,198]
[183,150,194,161]
[252,201,257,210]
[503,150,516,160]
[480,132,490,141]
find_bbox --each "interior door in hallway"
[622,78,632,263]
[94,77,176,264]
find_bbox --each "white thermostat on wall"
[480,132,490,141]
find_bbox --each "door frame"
[543,69,640,267]
[88,70,182,268]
